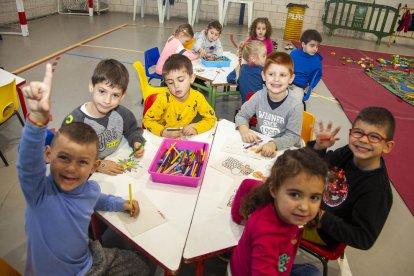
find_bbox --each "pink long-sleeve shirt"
[156,35,198,75]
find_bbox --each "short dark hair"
[91,59,129,93]
[353,107,396,140]
[162,54,193,77]
[300,29,322,44]
[206,20,222,34]
[53,122,99,158]
[249,17,272,39]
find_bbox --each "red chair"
[142,93,159,129]
[300,239,347,276]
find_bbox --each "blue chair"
[303,69,321,111]
[144,47,163,83]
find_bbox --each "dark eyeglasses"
[349,128,389,143]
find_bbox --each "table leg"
[195,259,205,276]
[210,86,217,108]
[17,87,27,117]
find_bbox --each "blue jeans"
[291,263,321,276]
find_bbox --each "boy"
[143,54,217,138]
[193,20,223,58]
[289,29,323,102]
[62,59,145,175]
[305,107,396,250]
[19,64,149,275]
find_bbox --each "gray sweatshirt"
[235,88,303,150]
[193,31,223,56]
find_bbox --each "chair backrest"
[300,239,347,261]
[142,93,159,129]
[144,47,160,76]
[301,111,315,144]
[245,92,257,127]
[133,61,169,103]
[0,79,19,124]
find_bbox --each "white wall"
[0,0,56,25]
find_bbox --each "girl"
[227,41,266,103]
[235,52,303,157]
[230,148,328,275]
[193,20,224,57]
[156,23,198,75]
[246,17,273,55]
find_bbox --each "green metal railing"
[322,0,401,44]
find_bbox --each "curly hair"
[249,17,272,39]
[239,148,328,221]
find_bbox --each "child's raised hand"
[123,200,140,217]
[314,121,341,150]
[22,63,53,121]
[182,125,197,136]
[97,160,125,175]
[256,141,277,157]
[133,142,145,158]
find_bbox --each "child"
[19,64,149,275]
[143,54,217,138]
[156,23,198,75]
[289,29,323,102]
[62,59,145,176]
[193,20,223,58]
[246,17,273,55]
[230,148,328,275]
[227,41,266,103]
[235,52,303,157]
[304,106,396,250]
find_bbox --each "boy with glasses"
[304,106,396,250]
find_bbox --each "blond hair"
[235,41,266,81]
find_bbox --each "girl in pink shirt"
[246,17,274,55]
[229,148,328,275]
[156,24,198,75]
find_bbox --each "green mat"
[366,68,414,106]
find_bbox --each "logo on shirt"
[258,111,284,137]
[278,253,290,272]
[323,167,348,207]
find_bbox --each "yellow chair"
[0,79,25,167]
[132,61,169,104]
[301,111,315,145]
[0,258,21,276]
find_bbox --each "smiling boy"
[143,54,217,138]
[62,59,145,175]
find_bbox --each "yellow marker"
[129,184,133,208]
[170,150,183,164]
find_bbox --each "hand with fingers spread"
[256,141,277,157]
[22,63,53,124]
[97,160,125,175]
[314,121,341,150]
[239,125,261,143]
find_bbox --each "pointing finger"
[42,63,53,89]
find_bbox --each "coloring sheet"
[221,137,273,160]
[118,192,166,236]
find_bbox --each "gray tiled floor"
[1,12,413,276]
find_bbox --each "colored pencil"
[319,137,340,141]
[129,183,133,208]
[129,140,146,157]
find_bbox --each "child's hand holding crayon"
[123,200,140,217]
[161,128,183,139]
[22,63,53,124]
[182,125,197,136]
[132,141,145,158]
[256,141,277,158]
[314,121,341,150]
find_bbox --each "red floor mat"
[293,43,414,215]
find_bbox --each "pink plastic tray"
[148,138,209,187]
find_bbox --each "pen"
[166,127,183,131]
[129,140,146,157]
[129,183,133,208]
[244,139,263,149]
[319,137,340,141]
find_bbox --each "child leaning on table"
[62,59,145,176]
[143,54,217,138]
[235,52,303,157]
[229,148,328,275]
[289,29,323,102]
[156,23,198,75]
[193,20,224,58]
[227,40,266,103]
[19,64,149,276]
[304,107,395,250]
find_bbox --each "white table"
[0,69,27,116]
[183,119,284,273]
[90,127,216,275]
